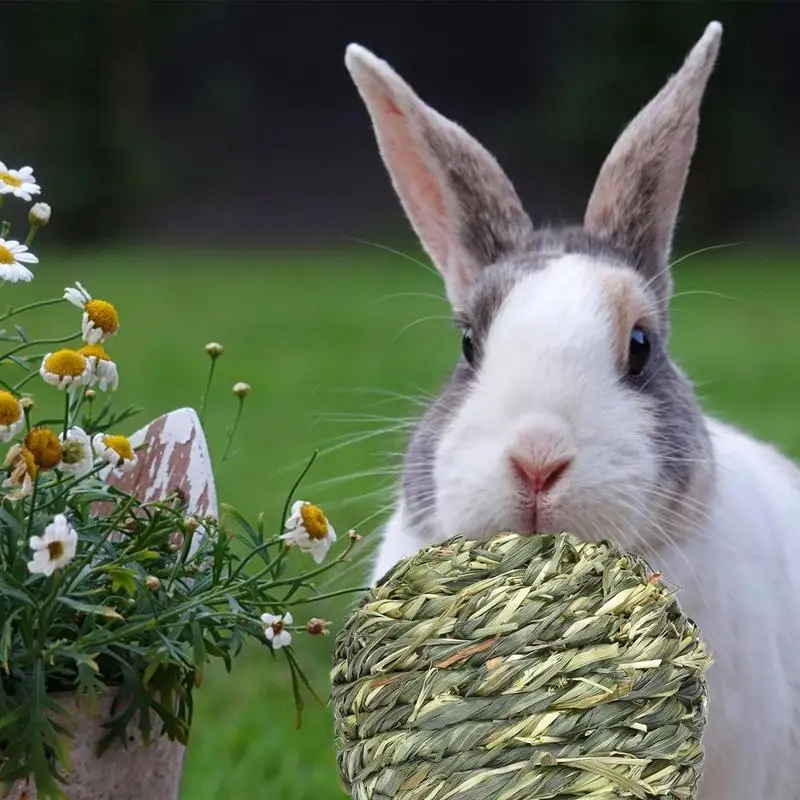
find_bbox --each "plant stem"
[0,296,64,324]
[220,396,244,463]
[25,476,39,540]
[284,585,370,605]
[63,390,70,438]
[0,331,81,363]
[198,358,217,427]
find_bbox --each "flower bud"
[348,529,362,543]
[19,395,35,412]
[306,618,330,636]
[205,341,224,358]
[233,381,251,398]
[183,516,199,533]
[85,388,96,401]
[145,575,161,591]
[29,202,51,227]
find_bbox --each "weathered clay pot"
[3,408,217,800]
[3,688,187,800]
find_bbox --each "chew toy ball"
[332,532,712,800]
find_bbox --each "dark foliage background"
[1,1,796,251]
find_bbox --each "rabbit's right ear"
[345,44,534,311]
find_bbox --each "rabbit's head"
[345,23,721,554]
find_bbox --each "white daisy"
[0,163,40,202]
[78,344,118,391]
[28,514,78,576]
[261,612,293,649]
[63,282,119,344]
[0,239,38,283]
[92,432,137,473]
[280,500,337,565]
[39,349,92,390]
[0,390,24,443]
[58,427,94,478]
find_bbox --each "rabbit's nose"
[510,455,573,496]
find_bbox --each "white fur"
[369,257,800,800]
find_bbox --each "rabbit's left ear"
[584,22,722,306]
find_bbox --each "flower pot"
[3,687,187,800]
[3,408,217,800]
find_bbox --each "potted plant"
[0,164,366,799]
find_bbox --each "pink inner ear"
[374,92,450,273]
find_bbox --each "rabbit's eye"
[462,327,476,366]
[627,326,651,376]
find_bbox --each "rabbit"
[343,20,800,800]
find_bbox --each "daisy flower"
[261,612,293,650]
[58,427,93,478]
[0,162,40,202]
[280,500,337,564]
[63,282,119,344]
[40,349,92,390]
[27,514,78,577]
[24,427,62,471]
[93,432,137,473]
[0,239,38,283]
[0,390,24,442]
[78,343,118,391]
[3,444,37,500]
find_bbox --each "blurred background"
[5,2,800,798]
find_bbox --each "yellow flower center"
[0,245,16,265]
[0,391,21,426]
[103,434,134,461]
[44,350,87,378]
[85,299,119,335]
[0,172,22,188]
[24,427,63,470]
[78,343,111,362]
[47,540,64,561]
[300,504,329,540]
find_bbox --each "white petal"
[275,630,292,649]
[0,263,33,283]
[261,612,277,625]
[283,612,293,626]
[264,627,275,642]
[64,287,86,308]
[310,539,331,565]
[29,535,46,551]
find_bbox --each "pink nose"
[511,455,572,496]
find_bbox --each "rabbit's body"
[344,21,800,799]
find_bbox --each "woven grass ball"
[332,532,712,800]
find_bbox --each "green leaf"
[105,567,137,596]
[0,575,35,607]
[56,596,123,620]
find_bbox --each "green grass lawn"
[11,244,800,798]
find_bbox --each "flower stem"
[198,358,217,427]
[63,390,70,438]
[220,396,244,463]
[0,330,81,363]
[0,296,63,323]
[25,476,39,540]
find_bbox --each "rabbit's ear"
[584,22,722,305]
[345,44,534,310]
